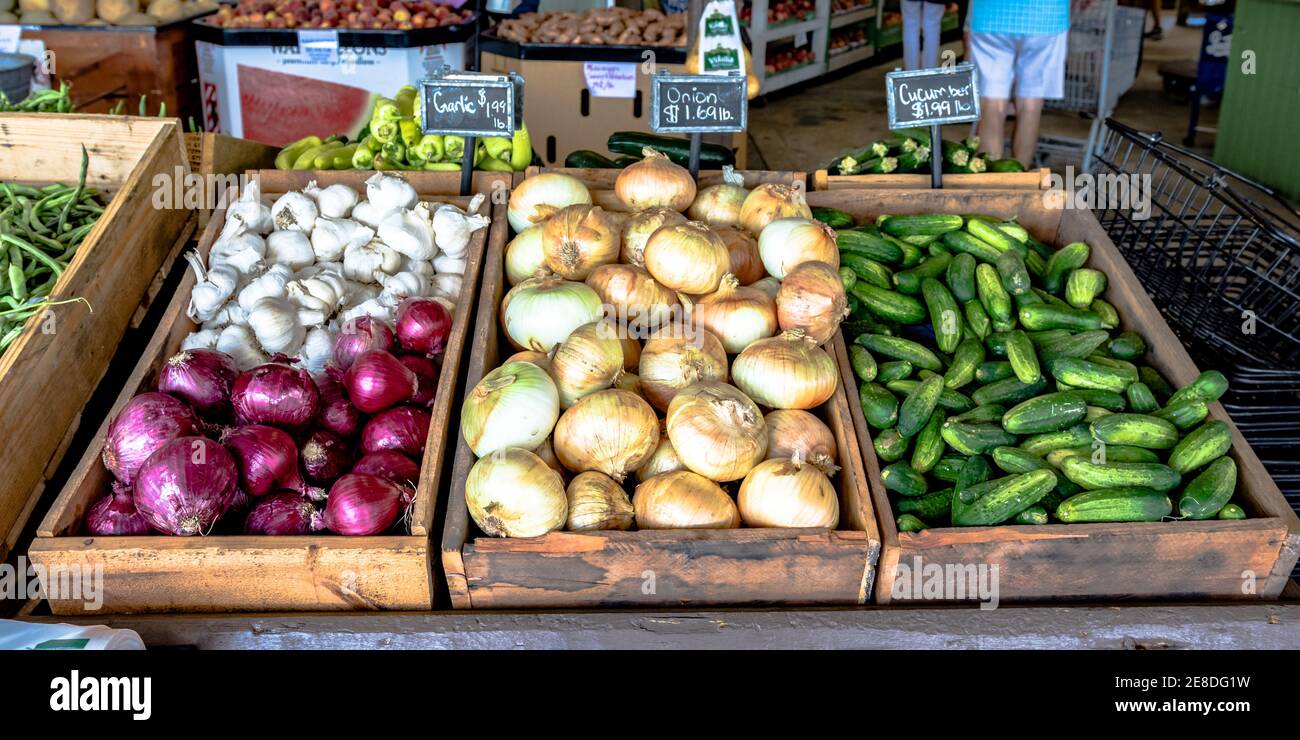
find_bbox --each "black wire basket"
[1092,119,1300,371]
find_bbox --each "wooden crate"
[810,188,1300,604]
[28,170,511,615]
[812,169,1053,191]
[0,114,193,564]
[441,168,881,609]
[183,132,280,229]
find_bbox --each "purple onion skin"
[231,363,320,433]
[398,354,438,407]
[102,392,201,484]
[223,424,304,497]
[361,406,431,457]
[300,430,353,485]
[316,371,362,439]
[158,349,239,419]
[322,473,407,536]
[244,492,323,535]
[344,350,417,414]
[133,437,239,536]
[85,483,153,536]
[352,451,421,487]
[333,316,396,371]
[395,298,451,356]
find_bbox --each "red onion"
[102,392,201,484]
[344,350,417,414]
[133,437,238,536]
[395,297,451,356]
[322,473,409,536]
[398,354,439,407]
[85,482,153,536]
[333,316,396,371]
[227,487,252,514]
[157,349,239,419]
[244,491,324,535]
[231,362,320,432]
[352,450,421,487]
[361,406,430,457]
[222,425,305,496]
[300,430,353,484]
[315,370,362,439]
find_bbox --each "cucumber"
[1018,304,1104,332]
[952,454,993,522]
[812,206,856,229]
[1125,382,1159,413]
[860,382,900,429]
[1024,249,1047,278]
[849,283,927,324]
[1043,241,1090,294]
[1045,444,1159,467]
[1001,392,1088,435]
[964,300,991,341]
[944,338,985,389]
[1065,268,1108,309]
[837,228,905,265]
[1031,288,1074,311]
[995,250,1032,296]
[1090,413,1180,449]
[1060,458,1181,492]
[898,375,944,438]
[881,214,964,239]
[1217,503,1246,520]
[987,158,1026,173]
[1084,354,1140,383]
[1073,388,1127,412]
[1107,331,1147,361]
[971,375,1049,406]
[1084,406,1113,423]
[952,469,1057,526]
[953,403,1007,424]
[1152,399,1210,430]
[840,254,895,289]
[1047,357,1133,393]
[894,254,952,295]
[1091,299,1120,329]
[897,487,954,521]
[965,218,1019,254]
[1004,330,1040,384]
[1028,329,1073,348]
[896,514,929,532]
[873,427,909,462]
[882,461,928,497]
[842,318,896,339]
[1178,456,1237,520]
[1056,487,1173,523]
[609,131,733,167]
[856,334,942,372]
[886,380,975,412]
[877,360,914,383]
[933,455,968,483]
[1168,370,1230,405]
[1019,424,1093,456]
[946,252,977,303]
[839,267,858,292]
[984,331,1012,358]
[1015,506,1050,525]
[911,410,947,473]
[1138,366,1174,402]
[942,230,1002,263]
[921,277,962,353]
[975,263,1013,323]
[897,240,925,268]
[941,420,1017,456]
[848,345,878,382]
[1167,420,1232,474]
[1035,330,1110,360]
[1016,290,1043,310]
[975,360,1014,384]
[992,445,1052,474]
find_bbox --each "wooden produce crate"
[182,132,279,229]
[0,114,193,564]
[810,188,1300,604]
[812,168,1053,191]
[441,168,881,609]
[29,170,510,615]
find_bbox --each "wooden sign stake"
[930,123,942,190]
[461,137,476,196]
[689,132,702,179]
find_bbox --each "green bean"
[0,234,62,277]
[57,147,89,233]
[8,264,24,301]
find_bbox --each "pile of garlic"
[182,172,491,374]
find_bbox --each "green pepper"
[444,135,466,162]
[399,118,422,149]
[352,145,376,169]
[412,134,444,163]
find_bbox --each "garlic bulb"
[296,326,336,376]
[312,217,375,263]
[431,273,463,300]
[247,295,304,354]
[217,324,268,370]
[350,201,394,230]
[433,253,467,275]
[201,301,247,332]
[339,297,395,326]
[343,239,402,284]
[403,257,436,279]
[208,216,267,277]
[185,252,238,323]
[237,264,293,312]
[432,204,490,257]
[315,183,359,219]
[565,471,634,531]
[271,191,319,234]
[181,329,219,351]
[265,230,316,271]
[365,171,419,212]
[380,271,431,302]
[287,273,349,314]
[378,205,437,261]
[227,179,273,234]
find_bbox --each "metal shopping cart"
[1036,0,1145,173]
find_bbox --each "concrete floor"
[747,21,1213,171]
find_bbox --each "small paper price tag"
[583,62,636,99]
[0,26,21,54]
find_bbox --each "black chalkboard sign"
[419,71,524,138]
[885,63,981,129]
[651,73,747,134]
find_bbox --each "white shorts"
[968,30,1068,100]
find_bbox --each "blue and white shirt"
[969,0,1070,35]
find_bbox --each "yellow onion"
[666,380,767,482]
[732,329,839,410]
[619,336,641,372]
[615,371,643,397]
[750,276,782,301]
[637,424,685,481]
[614,147,696,212]
[553,389,659,481]
[765,409,839,475]
[777,260,849,345]
[501,275,604,352]
[621,208,686,267]
[716,226,765,285]
[688,168,748,227]
[542,204,620,280]
[566,471,635,531]
[633,470,739,529]
[693,274,778,354]
[738,183,811,235]
[643,221,730,295]
[461,360,560,457]
[505,225,549,285]
[550,321,625,408]
[758,217,839,279]
[638,328,729,412]
[506,350,552,374]
[466,447,567,537]
[508,173,591,232]
[585,263,680,333]
[738,457,839,528]
[533,437,568,478]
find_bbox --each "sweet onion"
[461,360,560,457]
[102,392,200,484]
[665,381,768,482]
[621,207,686,267]
[508,172,591,232]
[642,221,730,295]
[716,226,764,285]
[757,217,839,279]
[688,170,748,227]
[549,321,625,408]
[776,260,849,345]
[465,447,567,537]
[738,183,812,235]
[693,274,778,354]
[738,457,840,528]
[636,425,685,481]
[614,147,696,212]
[565,471,635,531]
[133,436,239,536]
[585,263,680,333]
[541,204,620,280]
[501,275,603,353]
[552,388,659,482]
[765,409,839,475]
[505,225,549,285]
[638,329,729,412]
[633,470,739,529]
[732,330,839,410]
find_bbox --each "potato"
[51,0,93,21]
[18,0,49,12]
[0,9,16,20]
[19,9,57,23]
[144,0,180,21]
[116,9,155,23]
[96,0,137,22]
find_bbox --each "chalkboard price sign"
[651,73,747,134]
[419,71,524,138]
[885,63,981,129]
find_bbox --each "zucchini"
[921,277,962,353]
[911,410,947,473]
[848,345,878,382]
[859,382,900,429]
[1090,413,1180,449]
[1065,268,1108,309]
[564,149,620,168]
[975,360,1014,384]
[941,139,972,168]
[1004,330,1040,384]
[1043,241,1090,294]
[873,427,909,462]
[896,514,929,532]
[1015,506,1050,525]
[849,283,927,324]
[953,403,1007,424]
[941,420,1017,456]
[1125,382,1159,413]
[880,214,964,239]
[1167,420,1232,475]
[952,469,1058,526]
[1047,357,1133,393]
[1019,423,1093,456]
[995,250,1033,296]
[1178,456,1237,520]
[1056,487,1172,523]
[942,230,1002,263]
[882,461,928,497]
[964,300,992,341]
[608,131,733,167]
[840,254,895,289]
[812,206,855,229]
[898,375,945,438]
[933,455,968,483]
[856,334,942,372]
[944,338,985,389]
[1152,399,1210,430]
[837,228,905,265]
[975,263,1013,323]
[970,375,1049,406]
[897,487,954,521]
[1018,304,1105,332]
[945,252,978,303]
[1107,331,1147,361]
[897,146,931,173]
[1001,392,1088,435]
[877,360,914,383]
[894,254,952,295]
[1060,458,1181,492]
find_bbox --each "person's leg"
[967,32,1014,158]
[1008,30,1069,167]
[978,98,1008,159]
[1146,0,1164,39]
[921,1,945,68]
[902,0,923,70]
[1010,97,1043,166]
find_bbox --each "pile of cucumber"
[828,129,1025,177]
[826,209,1244,531]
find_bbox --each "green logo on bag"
[705,12,733,36]
[704,46,740,72]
